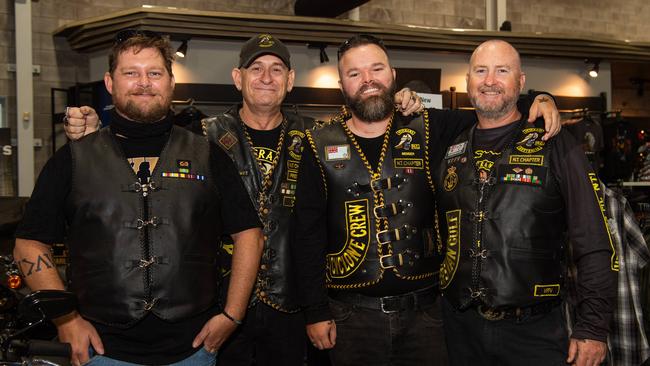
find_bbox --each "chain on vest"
[66,127,222,327]
[436,121,567,310]
[203,105,315,312]
[307,109,443,290]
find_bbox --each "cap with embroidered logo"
[239,34,291,69]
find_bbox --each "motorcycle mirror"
[17,290,77,322]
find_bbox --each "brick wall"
[2,0,650,178]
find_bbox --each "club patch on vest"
[497,165,545,186]
[327,199,370,279]
[533,284,560,297]
[325,144,350,161]
[287,130,305,160]
[509,155,544,166]
[445,141,467,159]
[394,158,423,169]
[286,160,300,182]
[443,166,459,191]
[515,128,545,154]
[218,131,238,150]
[588,172,619,271]
[394,128,421,151]
[440,209,461,289]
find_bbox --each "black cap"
[239,34,291,69]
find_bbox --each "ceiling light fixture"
[175,40,189,58]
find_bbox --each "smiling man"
[435,40,617,366]
[13,30,264,366]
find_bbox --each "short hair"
[108,29,174,76]
[337,34,389,61]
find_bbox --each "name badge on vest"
[445,141,467,159]
[325,145,350,161]
[392,127,423,170]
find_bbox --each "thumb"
[528,104,538,122]
[566,339,577,363]
[89,331,105,355]
[79,106,93,115]
[192,324,209,348]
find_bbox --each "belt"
[476,299,562,321]
[330,287,438,313]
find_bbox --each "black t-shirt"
[15,110,261,364]
[471,119,616,342]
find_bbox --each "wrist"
[221,309,243,325]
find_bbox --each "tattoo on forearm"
[537,96,550,103]
[18,252,55,277]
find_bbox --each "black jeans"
[441,297,569,366]
[216,302,306,366]
[328,295,448,366]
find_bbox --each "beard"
[343,80,396,122]
[468,82,520,120]
[114,88,171,123]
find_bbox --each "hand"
[192,313,238,353]
[306,320,336,350]
[394,88,425,116]
[53,312,104,366]
[528,94,560,141]
[567,338,607,366]
[64,106,100,141]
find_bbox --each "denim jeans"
[328,295,448,366]
[85,347,217,366]
[441,297,569,366]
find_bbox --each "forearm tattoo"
[18,252,56,277]
[537,96,550,103]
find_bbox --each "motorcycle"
[0,290,74,365]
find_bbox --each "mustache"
[130,88,156,95]
[478,86,503,93]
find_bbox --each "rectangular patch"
[286,169,298,182]
[445,141,467,159]
[497,164,546,186]
[283,196,295,207]
[287,160,300,170]
[161,172,206,181]
[325,144,350,161]
[508,155,544,166]
[394,158,424,169]
[533,284,560,297]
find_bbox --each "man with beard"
[61,34,421,366]
[435,40,616,366]
[292,35,561,365]
[13,30,264,366]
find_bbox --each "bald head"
[466,39,526,123]
[469,40,522,73]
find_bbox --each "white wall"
[89,39,611,108]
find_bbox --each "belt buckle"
[379,253,396,269]
[370,177,383,193]
[380,297,398,313]
[477,305,505,321]
[373,204,386,219]
[376,229,391,245]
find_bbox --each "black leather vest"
[66,127,222,327]
[308,110,442,289]
[436,120,566,310]
[203,106,314,312]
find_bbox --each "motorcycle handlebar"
[10,339,71,358]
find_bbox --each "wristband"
[222,310,243,325]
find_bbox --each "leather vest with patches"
[66,126,222,327]
[308,111,442,289]
[203,106,314,312]
[436,120,567,310]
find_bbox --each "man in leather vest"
[292,35,561,366]
[436,40,617,366]
[62,34,423,366]
[13,30,264,366]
